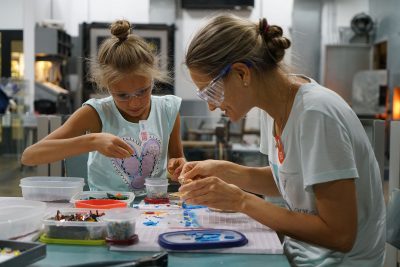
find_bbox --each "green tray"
[39,234,105,246]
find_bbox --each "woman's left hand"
[179,176,246,212]
[167,157,186,180]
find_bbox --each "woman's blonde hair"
[186,14,291,77]
[89,20,170,92]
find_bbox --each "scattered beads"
[0,247,24,263]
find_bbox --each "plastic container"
[70,191,135,206]
[20,176,84,202]
[42,208,107,240]
[75,199,127,209]
[145,178,169,199]
[0,199,46,239]
[100,208,139,241]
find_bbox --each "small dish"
[145,178,169,199]
[100,208,139,243]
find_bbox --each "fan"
[351,12,374,35]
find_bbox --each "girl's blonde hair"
[89,19,170,92]
[186,14,291,77]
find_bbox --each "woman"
[177,14,385,266]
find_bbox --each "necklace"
[274,77,294,164]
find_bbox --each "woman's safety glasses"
[196,65,231,107]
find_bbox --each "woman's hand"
[179,176,247,212]
[91,133,134,158]
[167,157,186,180]
[178,160,224,184]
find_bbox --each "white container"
[100,208,139,240]
[42,208,107,240]
[70,191,135,206]
[144,178,168,199]
[0,199,46,239]
[20,176,84,202]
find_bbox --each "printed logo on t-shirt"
[111,135,161,190]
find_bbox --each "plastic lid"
[20,177,85,187]
[70,191,135,204]
[75,199,127,209]
[0,199,47,239]
[101,208,139,222]
[0,199,46,222]
[144,184,169,187]
[40,233,106,246]
[144,178,168,186]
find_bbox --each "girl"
[22,20,185,192]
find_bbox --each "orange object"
[393,87,400,120]
[75,199,127,209]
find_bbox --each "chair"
[64,153,89,191]
[387,188,400,249]
[384,121,400,267]
[36,115,63,176]
[181,115,225,160]
[360,119,385,183]
[36,115,89,190]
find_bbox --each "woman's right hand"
[91,133,134,158]
[178,159,224,183]
[179,176,247,212]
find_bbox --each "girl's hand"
[179,176,246,212]
[167,157,186,180]
[91,133,134,158]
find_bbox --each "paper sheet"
[110,205,283,254]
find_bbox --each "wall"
[291,0,322,81]
[174,0,293,100]
[0,0,24,29]
[370,0,400,89]
[149,0,292,137]
[319,0,370,84]
[5,0,294,118]
[335,0,369,28]
[51,0,150,36]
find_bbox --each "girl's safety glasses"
[111,82,154,102]
[196,65,231,107]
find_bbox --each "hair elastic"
[259,18,269,35]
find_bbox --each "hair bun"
[110,20,131,41]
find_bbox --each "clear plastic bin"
[70,191,135,206]
[145,178,168,199]
[20,176,84,202]
[42,208,107,240]
[0,199,46,239]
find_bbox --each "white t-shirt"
[260,75,385,267]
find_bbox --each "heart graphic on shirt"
[111,136,161,190]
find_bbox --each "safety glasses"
[196,65,231,107]
[111,82,154,102]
